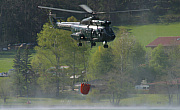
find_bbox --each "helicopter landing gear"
[91,42,96,48]
[103,41,108,48]
[77,42,82,46]
[104,44,108,48]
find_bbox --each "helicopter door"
[84,28,93,40]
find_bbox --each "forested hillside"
[1,0,180,46]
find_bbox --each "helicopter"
[38,5,149,48]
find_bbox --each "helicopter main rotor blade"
[79,4,93,13]
[108,9,150,14]
[38,5,150,17]
[78,4,150,15]
[95,9,150,14]
[38,6,87,14]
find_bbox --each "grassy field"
[0,51,15,73]
[0,50,35,73]
[119,94,171,106]
[0,94,177,106]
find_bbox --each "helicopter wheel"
[91,42,96,48]
[78,42,82,46]
[104,44,108,48]
[91,42,96,46]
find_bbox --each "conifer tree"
[21,47,32,98]
[12,48,25,96]
[12,47,32,97]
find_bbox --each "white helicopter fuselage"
[56,22,104,30]
[56,21,115,43]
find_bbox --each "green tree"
[112,31,135,73]
[67,16,78,22]
[11,47,33,97]
[31,53,57,96]
[130,42,146,68]
[150,44,169,80]
[106,71,133,106]
[21,47,33,98]
[34,23,78,96]
[128,41,147,84]
[161,45,180,105]
[12,48,25,96]
[106,30,136,105]
[0,78,10,103]
[87,46,114,80]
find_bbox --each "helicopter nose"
[104,33,115,41]
[111,35,115,39]
[110,34,115,40]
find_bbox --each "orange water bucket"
[80,83,91,95]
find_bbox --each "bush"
[158,14,180,24]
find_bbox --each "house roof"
[149,78,180,85]
[146,37,180,48]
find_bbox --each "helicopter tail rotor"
[48,12,58,28]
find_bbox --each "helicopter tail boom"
[48,13,79,30]
[56,22,80,30]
